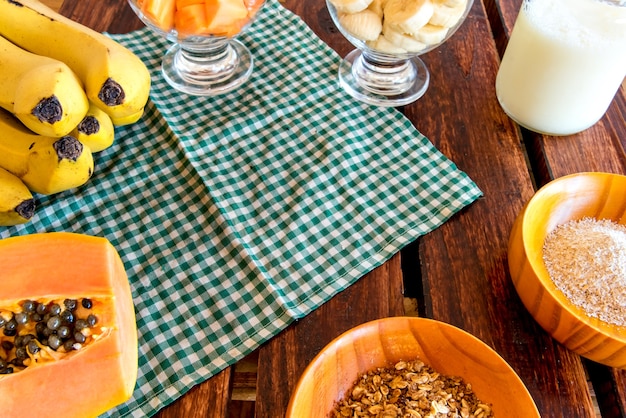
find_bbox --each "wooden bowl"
[508,172,626,368]
[286,316,538,417]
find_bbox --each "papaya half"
[0,232,138,418]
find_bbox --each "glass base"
[161,39,253,96]
[337,49,429,107]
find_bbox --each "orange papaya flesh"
[142,0,261,36]
[174,4,209,36]
[0,232,138,418]
[204,0,249,36]
[139,0,176,31]
[176,0,205,9]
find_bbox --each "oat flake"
[330,359,494,418]
[542,217,626,327]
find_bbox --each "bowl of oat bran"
[508,172,626,369]
[286,316,538,417]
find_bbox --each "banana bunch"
[0,0,151,126]
[329,0,469,54]
[0,0,152,226]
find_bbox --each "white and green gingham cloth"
[0,0,482,415]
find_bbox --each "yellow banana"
[71,102,115,153]
[0,0,151,127]
[0,34,88,137]
[0,166,36,226]
[0,108,94,195]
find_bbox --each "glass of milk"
[495,0,626,136]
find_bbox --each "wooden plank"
[59,0,143,33]
[586,360,625,418]
[402,0,596,416]
[156,368,233,418]
[255,253,405,417]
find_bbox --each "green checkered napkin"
[0,0,482,415]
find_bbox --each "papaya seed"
[0,298,99,374]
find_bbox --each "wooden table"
[52,0,626,416]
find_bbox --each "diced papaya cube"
[174,4,209,35]
[140,0,176,31]
[176,0,205,10]
[204,0,249,36]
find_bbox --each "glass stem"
[351,52,417,95]
[174,38,239,83]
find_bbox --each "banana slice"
[367,0,387,17]
[382,25,428,52]
[429,0,467,27]
[383,0,434,35]
[413,23,449,44]
[339,9,383,41]
[367,34,408,53]
[329,0,374,14]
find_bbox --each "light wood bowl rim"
[286,316,538,417]
[521,171,626,341]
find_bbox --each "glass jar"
[495,0,626,136]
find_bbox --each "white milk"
[495,0,626,136]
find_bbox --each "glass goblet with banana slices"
[128,0,265,96]
[326,0,473,106]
